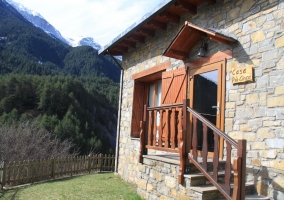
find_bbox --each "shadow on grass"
[38,172,115,185]
[0,188,19,200]
[0,172,115,194]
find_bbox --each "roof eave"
[98,0,178,55]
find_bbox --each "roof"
[99,0,217,56]
[163,21,237,60]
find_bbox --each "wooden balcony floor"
[143,153,225,166]
[143,153,180,165]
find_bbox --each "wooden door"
[189,60,225,158]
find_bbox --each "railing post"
[239,140,246,200]
[184,100,190,155]
[139,121,146,163]
[178,99,189,184]
[232,139,246,200]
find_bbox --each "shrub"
[0,121,78,162]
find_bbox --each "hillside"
[0,0,120,155]
[0,0,120,82]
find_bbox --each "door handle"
[212,102,220,115]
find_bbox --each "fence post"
[100,154,103,172]
[30,160,34,184]
[111,155,115,172]
[27,160,30,183]
[1,162,6,190]
[51,158,55,179]
[88,156,91,174]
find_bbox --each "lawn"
[0,173,142,200]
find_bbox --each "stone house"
[99,0,284,199]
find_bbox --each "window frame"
[130,61,170,138]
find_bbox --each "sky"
[11,0,165,47]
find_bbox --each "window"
[131,61,187,138]
[131,80,161,138]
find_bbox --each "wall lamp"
[197,40,208,57]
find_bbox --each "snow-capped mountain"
[67,36,101,50]
[6,0,101,50]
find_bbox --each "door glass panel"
[193,70,218,152]
[156,80,162,106]
[148,84,154,107]
[148,81,162,144]
[156,80,162,126]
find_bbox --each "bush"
[0,121,78,162]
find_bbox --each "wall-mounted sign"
[231,66,253,84]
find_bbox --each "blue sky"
[11,0,164,46]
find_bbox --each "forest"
[0,0,121,158]
[0,74,119,155]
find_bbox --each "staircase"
[183,160,269,200]
[138,99,271,200]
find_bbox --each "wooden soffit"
[163,21,237,60]
[99,0,217,56]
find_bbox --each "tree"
[0,121,78,162]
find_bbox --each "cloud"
[12,0,163,45]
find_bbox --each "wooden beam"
[147,20,167,31]
[113,45,128,53]
[206,0,216,4]
[175,0,197,15]
[120,40,136,48]
[127,35,145,43]
[136,28,155,37]
[209,36,229,45]
[185,50,233,69]
[159,11,180,23]
[132,60,170,80]
[170,49,188,59]
[107,49,124,55]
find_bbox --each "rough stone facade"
[117,0,284,199]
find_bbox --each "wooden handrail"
[187,106,238,148]
[186,103,246,200]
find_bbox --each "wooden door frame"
[188,59,226,159]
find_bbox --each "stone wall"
[117,0,284,199]
[136,157,222,200]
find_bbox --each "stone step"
[184,171,233,186]
[189,182,258,200]
[245,194,270,200]
[186,159,227,174]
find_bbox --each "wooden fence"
[0,154,115,189]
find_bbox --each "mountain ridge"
[0,0,120,82]
[6,0,101,50]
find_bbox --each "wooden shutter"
[131,82,146,138]
[161,67,187,104]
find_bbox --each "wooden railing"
[139,100,189,184]
[187,106,246,200]
[0,154,115,189]
[138,99,246,200]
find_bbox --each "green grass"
[0,173,142,200]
